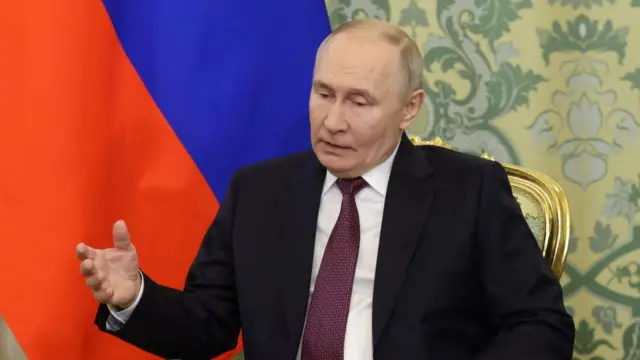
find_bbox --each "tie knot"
[336,177,367,196]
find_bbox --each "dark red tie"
[301,177,368,360]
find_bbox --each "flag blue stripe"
[101,0,331,199]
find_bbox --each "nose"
[323,103,348,133]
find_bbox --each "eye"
[315,88,333,100]
[351,99,368,107]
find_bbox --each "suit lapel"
[278,153,326,344]
[372,135,436,346]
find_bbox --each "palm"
[77,220,141,307]
[95,246,139,306]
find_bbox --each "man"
[76,19,575,359]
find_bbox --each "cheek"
[309,96,329,114]
[309,99,328,126]
[348,109,386,145]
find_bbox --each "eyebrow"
[313,80,377,101]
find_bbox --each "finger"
[85,275,104,291]
[113,220,133,251]
[80,259,95,277]
[76,243,98,260]
[85,271,107,291]
[94,287,114,304]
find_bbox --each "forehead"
[313,34,399,92]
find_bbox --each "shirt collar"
[322,139,400,197]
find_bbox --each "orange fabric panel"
[0,0,244,358]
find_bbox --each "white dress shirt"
[297,144,397,359]
[108,143,399,360]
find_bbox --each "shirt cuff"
[107,269,144,323]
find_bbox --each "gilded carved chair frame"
[410,136,571,279]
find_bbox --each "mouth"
[320,140,352,152]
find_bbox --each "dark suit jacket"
[95,135,575,359]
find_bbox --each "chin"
[316,153,352,175]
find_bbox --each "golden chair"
[410,136,571,279]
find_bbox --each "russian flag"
[0,1,330,359]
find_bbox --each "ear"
[399,88,425,131]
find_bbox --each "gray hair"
[315,19,424,97]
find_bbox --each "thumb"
[113,220,133,251]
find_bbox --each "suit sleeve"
[94,171,243,359]
[475,161,575,360]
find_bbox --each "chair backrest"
[410,136,571,279]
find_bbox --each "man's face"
[309,33,416,178]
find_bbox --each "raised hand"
[76,220,141,309]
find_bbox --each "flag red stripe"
[0,0,229,358]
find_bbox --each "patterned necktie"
[301,177,368,360]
